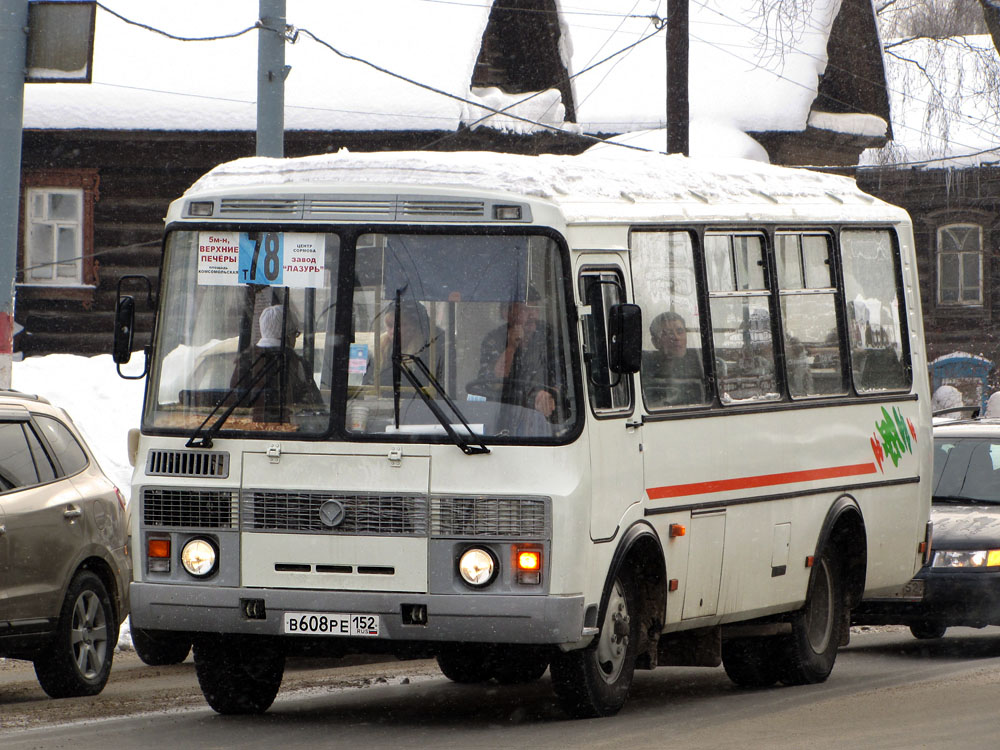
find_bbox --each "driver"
[642,311,705,407]
[477,295,557,418]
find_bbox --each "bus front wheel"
[779,549,844,685]
[193,635,285,714]
[550,571,639,718]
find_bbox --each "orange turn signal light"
[517,550,541,571]
[148,539,171,558]
[669,523,686,538]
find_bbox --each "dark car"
[0,391,130,696]
[854,416,1000,639]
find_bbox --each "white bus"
[115,150,932,718]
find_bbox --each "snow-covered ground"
[12,353,146,651]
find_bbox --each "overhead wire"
[90,1,1000,167]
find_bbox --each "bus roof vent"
[305,196,396,220]
[146,449,230,479]
[218,198,303,217]
[398,197,486,220]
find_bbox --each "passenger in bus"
[233,304,322,422]
[365,300,443,386]
[641,311,705,406]
[477,297,558,418]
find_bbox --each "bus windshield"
[144,229,579,443]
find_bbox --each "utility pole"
[0,0,29,388]
[666,0,689,156]
[257,0,287,157]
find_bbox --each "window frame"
[18,169,100,298]
[936,222,983,307]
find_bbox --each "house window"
[19,169,99,292]
[937,224,983,306]
[25,189,83,283]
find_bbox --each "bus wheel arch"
[815,495,867,611]
[551,523,665,718]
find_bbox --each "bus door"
[578,265,643,542]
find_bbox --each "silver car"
[0,391,130,697]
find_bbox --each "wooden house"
[18,0,890,356]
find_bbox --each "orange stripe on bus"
[646,462,879,500]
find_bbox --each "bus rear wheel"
[550,571,639,718]
[779,549,843,685]
[193,635,285,714]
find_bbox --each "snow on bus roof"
[186,149,885,218]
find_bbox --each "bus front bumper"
[130,582,587,645]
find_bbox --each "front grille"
[146,450,229,478]
[430,496,550,538]
[142,487,239,528]
[242,490,427,536]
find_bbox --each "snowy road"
[4,626,1000,747]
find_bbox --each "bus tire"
[779,549,843,685]
[436,645,495,683]
[721,636,781,688]
[550,570,639,718]
[492,646,549,684]
[33,571,116,698]
[131,626,191,666]
[193,635,284,714]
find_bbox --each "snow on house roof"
[23,0,849,144]
[182,148,897,224]
[860,35,1000,169]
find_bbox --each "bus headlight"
[180,538,218,577]
[458,547,497,587]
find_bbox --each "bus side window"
[840,229,911,393]
[579,270,632,413]
[776,233,848,398]
[630,230,711,410]
[706,233,780,404]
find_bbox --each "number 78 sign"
[197,231,326,288]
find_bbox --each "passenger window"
[0,422,40,492]
[631,231,710,409]
[579,271,632,413]
[706,233,778,403]
[25,424,57,483]
[34,415,88,475]
[777,234,847,398]
[841,230,910,392]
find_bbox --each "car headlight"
[180,538,218,577]
[932,549,1000,568]
[458,547,497,587]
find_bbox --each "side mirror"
[113,296,135,364]
[608,303,642,374]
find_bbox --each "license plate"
[283,611,380,636]
[887,579,925,600]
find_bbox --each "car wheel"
[131,626,192,666]
[193,635,284,714]
[909,622,947,640]
[34,570,117,698]
[550,570,639,718]
[778,549,844,685]
[436,644,495,683]
[722,636,782,688]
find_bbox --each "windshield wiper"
[394,352,490,455]
[185,351,281,449]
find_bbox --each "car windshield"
[932,437,1000,504]
[145,229,579,444]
